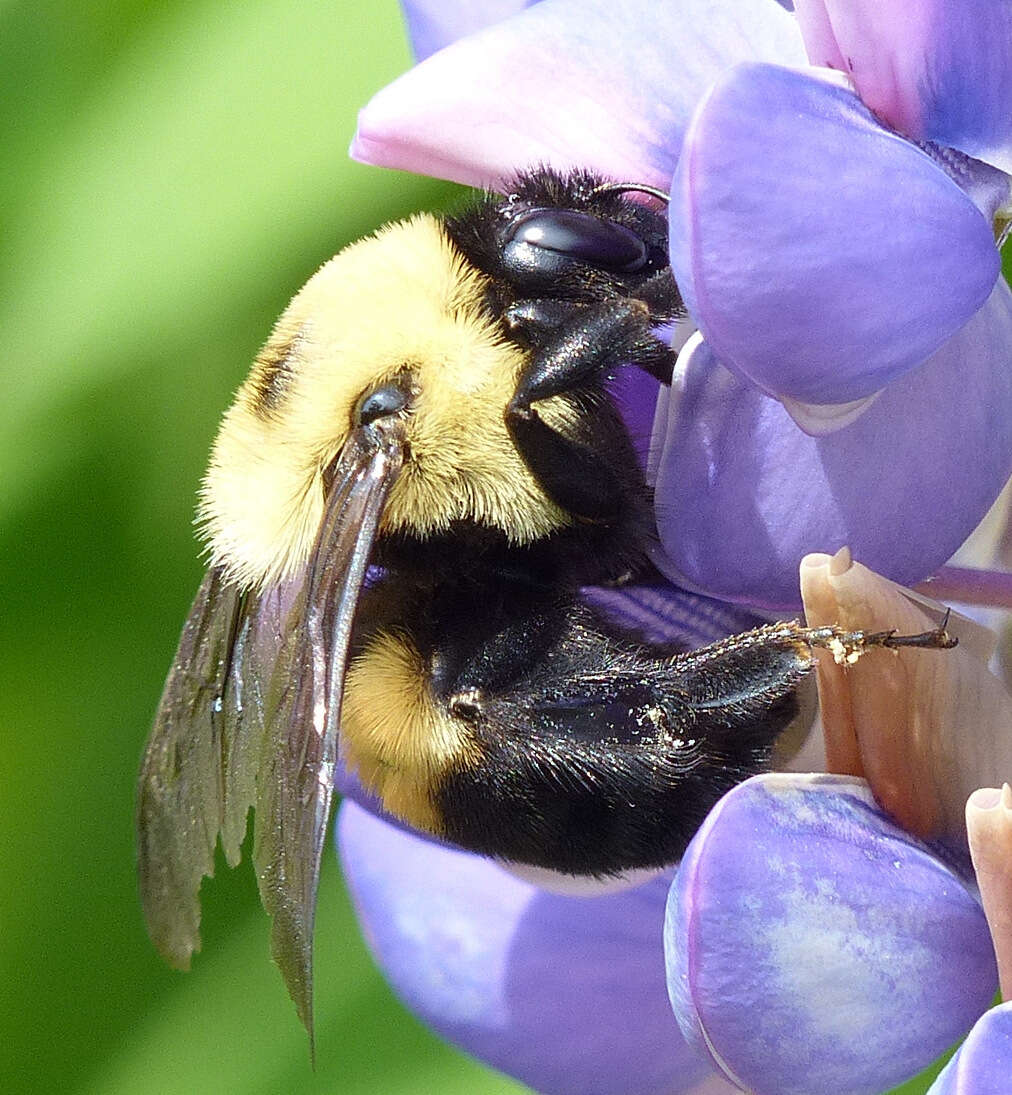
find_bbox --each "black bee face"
[447,169,678,329]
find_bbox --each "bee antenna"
[591,182,670,204]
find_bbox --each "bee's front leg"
[504,300,672,520]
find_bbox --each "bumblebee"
[137,168,954,1039]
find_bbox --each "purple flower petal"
[607,364,662,470]
[665,774,998,1095]
[927,1003,1012,1095]
[795,0,1012,173]
[583,580,767,649]
[337,801,713,1095]
[777,393,879,436]
[668,63,1000,405]
[401,0,542,62]
[353,0,806,188]
[652,281,1012,609]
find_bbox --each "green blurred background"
[0,2,980,1093]
[0,2,522,1092]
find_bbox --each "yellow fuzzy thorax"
[199,214,573,590]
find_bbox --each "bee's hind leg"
[793,616,958,666]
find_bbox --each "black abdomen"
[367,582,814,875]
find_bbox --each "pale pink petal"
[354,0,805,188]
[795,0,1012,172]
[800,549,1012,849]
[966,784,1012,1000]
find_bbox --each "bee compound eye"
[353,381,410,427]
[505,208,648,273]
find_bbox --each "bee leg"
[505,300,673,520]
[435,611,815,875]
[509,298,675,409]
[504,404,633,520]
[792,618,958,664]
[503,298,676,384]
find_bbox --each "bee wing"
[138,418,404,1048]
[251,421,404,1047]
[137,565,261,970]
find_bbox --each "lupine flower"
[662,548,1012,1094]
[338,1,1012,1092]
[663,773,998,1095]
[354,0,1012,610]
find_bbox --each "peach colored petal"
[798,547,864,780]
[800,548,1012,848]
[967,784,1012,1000]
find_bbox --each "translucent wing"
[138,419,403,1045]
[137,565,262,969]
[252,422,403,1048]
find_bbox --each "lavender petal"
[652,282,1012,609]
[668,62,1000,405]
[927,1002,1012,1094]
[665,774,997,1095]
[338,801,713,1095]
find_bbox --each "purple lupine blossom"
[338,799,704,1095]
[337,2,1012,1092]
[664,775,998,1095]
[926,1003,1012,1095]
[658,45,1012,607]
[353,0,1012,610]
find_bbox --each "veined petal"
[927,1002,1012,1095]
[668,63,1000,405]
[665,773,997,1095]
[795,0,1012,173]
[337,802,713,1095]
[652,283,1012,609]
[354,0,806,189]
[583,580,767,650]
[401,0,541,61]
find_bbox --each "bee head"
[199,214,578,591]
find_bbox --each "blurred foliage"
[0,2,520,1092]
[0,3,1003,1094]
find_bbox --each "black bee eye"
[505,209,648,273]
[354,381,409,426]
